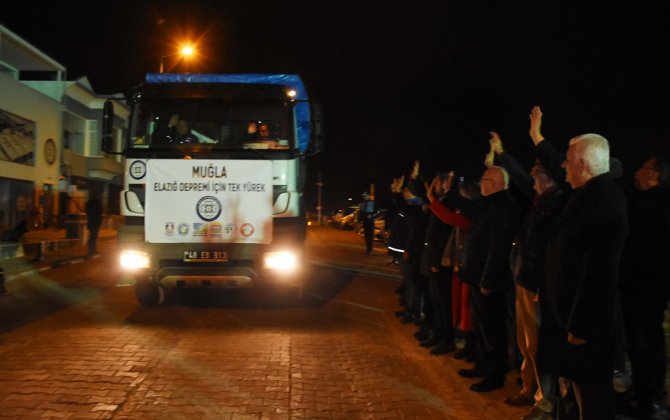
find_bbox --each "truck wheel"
[135,279,165,306]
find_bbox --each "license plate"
[183,250,228,262]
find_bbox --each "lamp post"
[159,45,195,73]
[316,171,323,225]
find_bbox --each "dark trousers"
[88,225,100,255]
[428,267,454,340]
[363,220,374,253]
[399,259,419,313]
[572,380,615,420]
[621,292,668,411]
[469,283,509,380]
[417,273,431,322]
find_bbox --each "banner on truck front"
[145,159,273,243]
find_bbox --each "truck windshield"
[129,97,294,150]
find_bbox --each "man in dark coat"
[538,131,628,419]
[419,172,456,355]
[358,192,376,255]
[389,165,430,326]
[491,130,566,418]
[85,192,103,257]
[457,165,523,392]
[619,155,670,419]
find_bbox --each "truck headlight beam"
[263,250,298,272]
[120,250,151,270]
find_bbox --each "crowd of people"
[386,106,670,420]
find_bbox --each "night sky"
[4,2,670,212]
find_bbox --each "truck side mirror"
[308,103,323,155]
[124,191,144,214]
[101,100,114,153]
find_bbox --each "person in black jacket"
[358,192,376,255]
[387,176,409,266]
[390,161,429,326]
[533,109,629,419]
[418,172,456,355]
[457,164,523,392]
[619,155,670,419]
[85,193,103,257]
[490,130,566,418]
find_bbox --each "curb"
[4,254,100,283]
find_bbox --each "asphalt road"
[0,226,542,419]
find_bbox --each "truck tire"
[135,278,165,306]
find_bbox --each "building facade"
[0,24,127,232]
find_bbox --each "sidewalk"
[0,227,117,282]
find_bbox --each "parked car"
[356,208,388,241]
[328,206,359,229]
[338,206,360,230]
[329,209,345,225]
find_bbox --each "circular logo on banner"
[129,160,146,180]
[240,223,255,237]
[178,223,189,236]
[196,196,222,222]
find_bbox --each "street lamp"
[159,45,195,73]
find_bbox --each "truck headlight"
[263,250,298,271]
[120,250,151,270]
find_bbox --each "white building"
[0,24,127,231]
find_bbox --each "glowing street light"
[159,45,196,73]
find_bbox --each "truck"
[100,73,322,306]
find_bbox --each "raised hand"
[444,170,455,192]
[390,175,404,193]
[410,160,420,180]
[489,131,504,155]
[484,140,495,168]
[425,176,439,203]
[529,106,545,145]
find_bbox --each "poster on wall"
[0,109,35,165]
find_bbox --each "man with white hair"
[457,159,523,392]
[532,107,629,419]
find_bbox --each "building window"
[63,112,85,154]
[89,120,99,156]
[0,109,35,165]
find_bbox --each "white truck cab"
[101,74,322,305]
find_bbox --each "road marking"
[5,269,38,282]
[227,314,252,327]
[308,292,385,313]
[307,260,402,280]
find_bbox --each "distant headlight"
[120,250,150,270]
[263,250,298,271]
